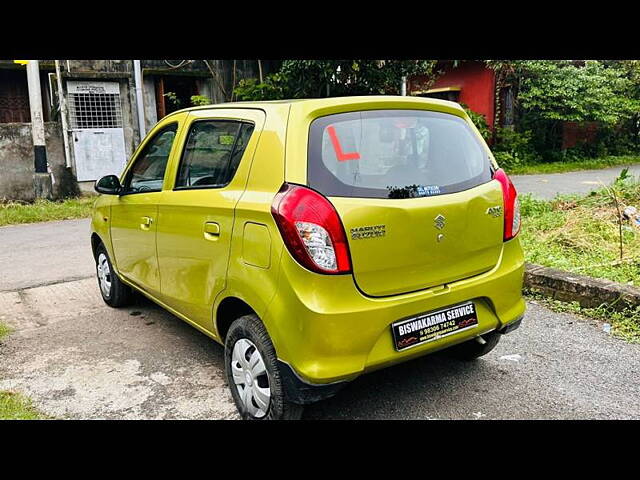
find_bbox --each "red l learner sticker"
[326,125,360,162]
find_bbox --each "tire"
[225,314,304,420]
[446,331,501,360]
[95,243,133,308]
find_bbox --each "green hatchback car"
[91,96,525,419]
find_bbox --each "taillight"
[271,183,352,274]
[493,168,521,241]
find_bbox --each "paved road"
[511,164,640,200]
[0,218,93,292]
[0,278,638,419]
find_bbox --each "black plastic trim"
[277,360,348,405]
[498,316,523,335]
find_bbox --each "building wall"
[0,60,265,201]
[0,122,75,202]
[142,76,158,132]
[411,61,497,129]
[62,62,140,156]
[562,121,599,150]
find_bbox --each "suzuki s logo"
[434,214,446,230]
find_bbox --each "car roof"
[166,95,464,116]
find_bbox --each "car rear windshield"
[307,109,491,199]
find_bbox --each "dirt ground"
[1,276,640,420]
[0,278,239,419]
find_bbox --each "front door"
[110,122,181,296]
[156,110,264,330]
[67,81,128,181]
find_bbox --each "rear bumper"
[264,237,525,386]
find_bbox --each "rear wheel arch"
[215,296,257,342]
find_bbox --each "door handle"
[140,216,153,230]
[204,222,220,239]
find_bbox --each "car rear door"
[155,108,265,330]
[307,109,505,297]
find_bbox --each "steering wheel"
[192,176,219,186]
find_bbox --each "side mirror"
[95,175,122,195]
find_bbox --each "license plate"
[391,301,478,351]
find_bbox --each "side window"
[227,123,255,181]
[123,123,178,194]
[175,120,255,189]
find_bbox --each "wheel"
[95,243,133,307]
[446,331,501,360]
[224,314,304,420]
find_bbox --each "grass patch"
[0,324,47,419]
[0,323,12,341]
[507,155,640,175]
[525,289,640,344]
[0,196,95,227]
[0,391,45,420]
[520,177,640,286]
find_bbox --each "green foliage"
[519,193,553,216]
[492,127,537,169]
[487,60,640,161]
[493,151,523,171]
[234,72,289,101]
[493,127,534,155]
[460,103,491,142]
[520,179,640,286]
[234,60,437,100]
[0,196,95,227]
[0,322,11,340]
[0,391,45,420]
[507,155,640,175]
[514,60,639,125]
[190,95,211,106]
[163,91,181,109]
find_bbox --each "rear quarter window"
[307,109,491,199]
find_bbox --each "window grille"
[68,92,123,129]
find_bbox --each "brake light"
[493,168,521,241]
[271,183,352,274]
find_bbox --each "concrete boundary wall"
[0,121,78,201]
[525,263,640,311]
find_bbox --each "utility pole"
[133,60,146,141]
[257,59,263,83]
[26,59,52,198]
[401,75,407,96]
[54,60,72,169]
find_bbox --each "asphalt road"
[0,218,94,292]
[511,164,640,199]
[0,277,638,419]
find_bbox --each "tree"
[488,60,638,125]
[487,60,640,157]
[234,60,438,100]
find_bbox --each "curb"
[524,263,640,311]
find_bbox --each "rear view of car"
[265,98,525,414]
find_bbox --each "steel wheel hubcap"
[97,253,112,297]
[231,338,271,418]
